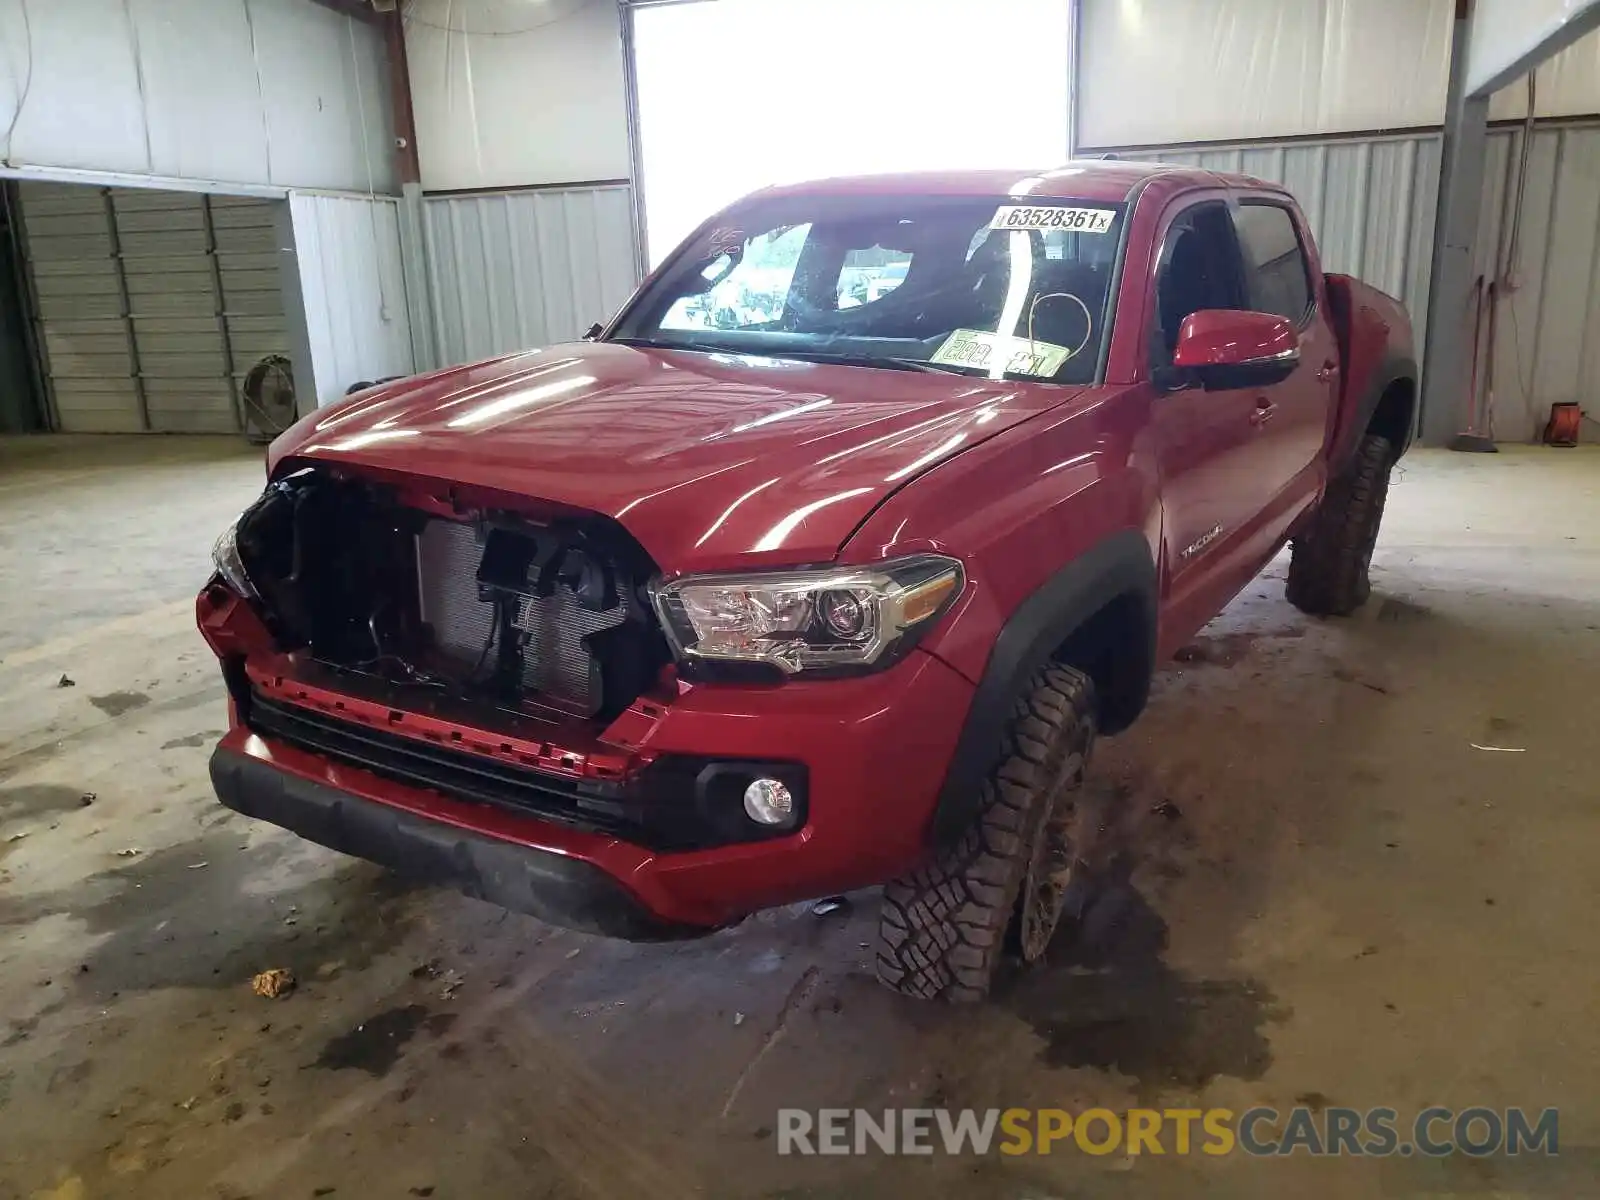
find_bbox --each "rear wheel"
[876,663,1095,1003]
[1287,432,1393,616]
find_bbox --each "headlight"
[651,554,963,675]
[211,518,258,599]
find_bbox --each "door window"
[1233,203,1313,324]
[1150,203,1246,364]
[660,223,811,331]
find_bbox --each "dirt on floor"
[0,436,1597,1199]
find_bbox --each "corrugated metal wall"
[422,185,639,367]
[1470,122,1600,442]
[1121,122,1600,441]
[1119,134,1444,367]
[287,193,415,407]
[17,181,287,433]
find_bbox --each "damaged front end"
[199,465,806,853]
[213,466,667,721]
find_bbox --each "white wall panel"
[121,0,271,185]
[0,0,147,177]
[1078,0,1453,149]
[245,1,395,193]
[423,186,638,367]
[288,193,415,407]
[0,0,394,193]
[1468,0,1600,96]
[1488,26,1600,120]
[405,0,631,191]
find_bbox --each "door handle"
[1316,360,1339,383]
[1249,399,1277,427]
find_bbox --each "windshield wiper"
[768,350,973,375]
[608,339,970,375]
[608,335,701,352]
[885,357,980,375]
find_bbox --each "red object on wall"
[1543,403,1581,447]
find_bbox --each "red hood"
[270,342,1084,573]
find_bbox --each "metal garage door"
[16,184,138,432]
[16,182,288,434]
[210,196,293,424]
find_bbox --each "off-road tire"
[1287,432,1394,616]
[876,663,1095,1003]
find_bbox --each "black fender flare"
[1333,351,1418,469]
[928,529,1158,847]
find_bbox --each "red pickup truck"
[199,162,1415,1002]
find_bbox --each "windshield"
[609,194,1126,385]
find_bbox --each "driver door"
[1144,199,1265,647]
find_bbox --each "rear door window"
[1233,202,1313,324]
[836,244,913,310]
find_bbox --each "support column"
[619,0,650,279]
[1419,2,1490,445]
[275,198,318,419]
[397,181,437,372]
[384,9,436,371]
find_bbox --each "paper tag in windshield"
[930,329,1072,377]
[989,205,1116,233]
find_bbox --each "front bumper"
[212,747,700,940]
[207,641,975,932]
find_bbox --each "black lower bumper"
[209,747,711,942]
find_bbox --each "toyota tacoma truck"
[199,162,1415,1002]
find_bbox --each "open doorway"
[630,0,1072,266]
[0,184,45,433]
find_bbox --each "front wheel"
[875,663,1096,1003]
[1287,432,1394,616]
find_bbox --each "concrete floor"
[1,434,1597,1199]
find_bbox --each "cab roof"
[755,160,1276,204]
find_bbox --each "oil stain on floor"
[1005,876,1285,1102]
[313,1006,459,1077]
[88,691,151,717]
[0,784,91,828]
[160,731,221,750]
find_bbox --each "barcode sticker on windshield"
[989,205,1116,233]
[930,329,1072,377]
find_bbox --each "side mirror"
[582,322,604,341]
[1172,310,1299,390]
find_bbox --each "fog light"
[743,777,794,826]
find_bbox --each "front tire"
[1287,432,1394,616]
[875,663,1095,1003]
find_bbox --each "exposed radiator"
[415,519,626,715]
